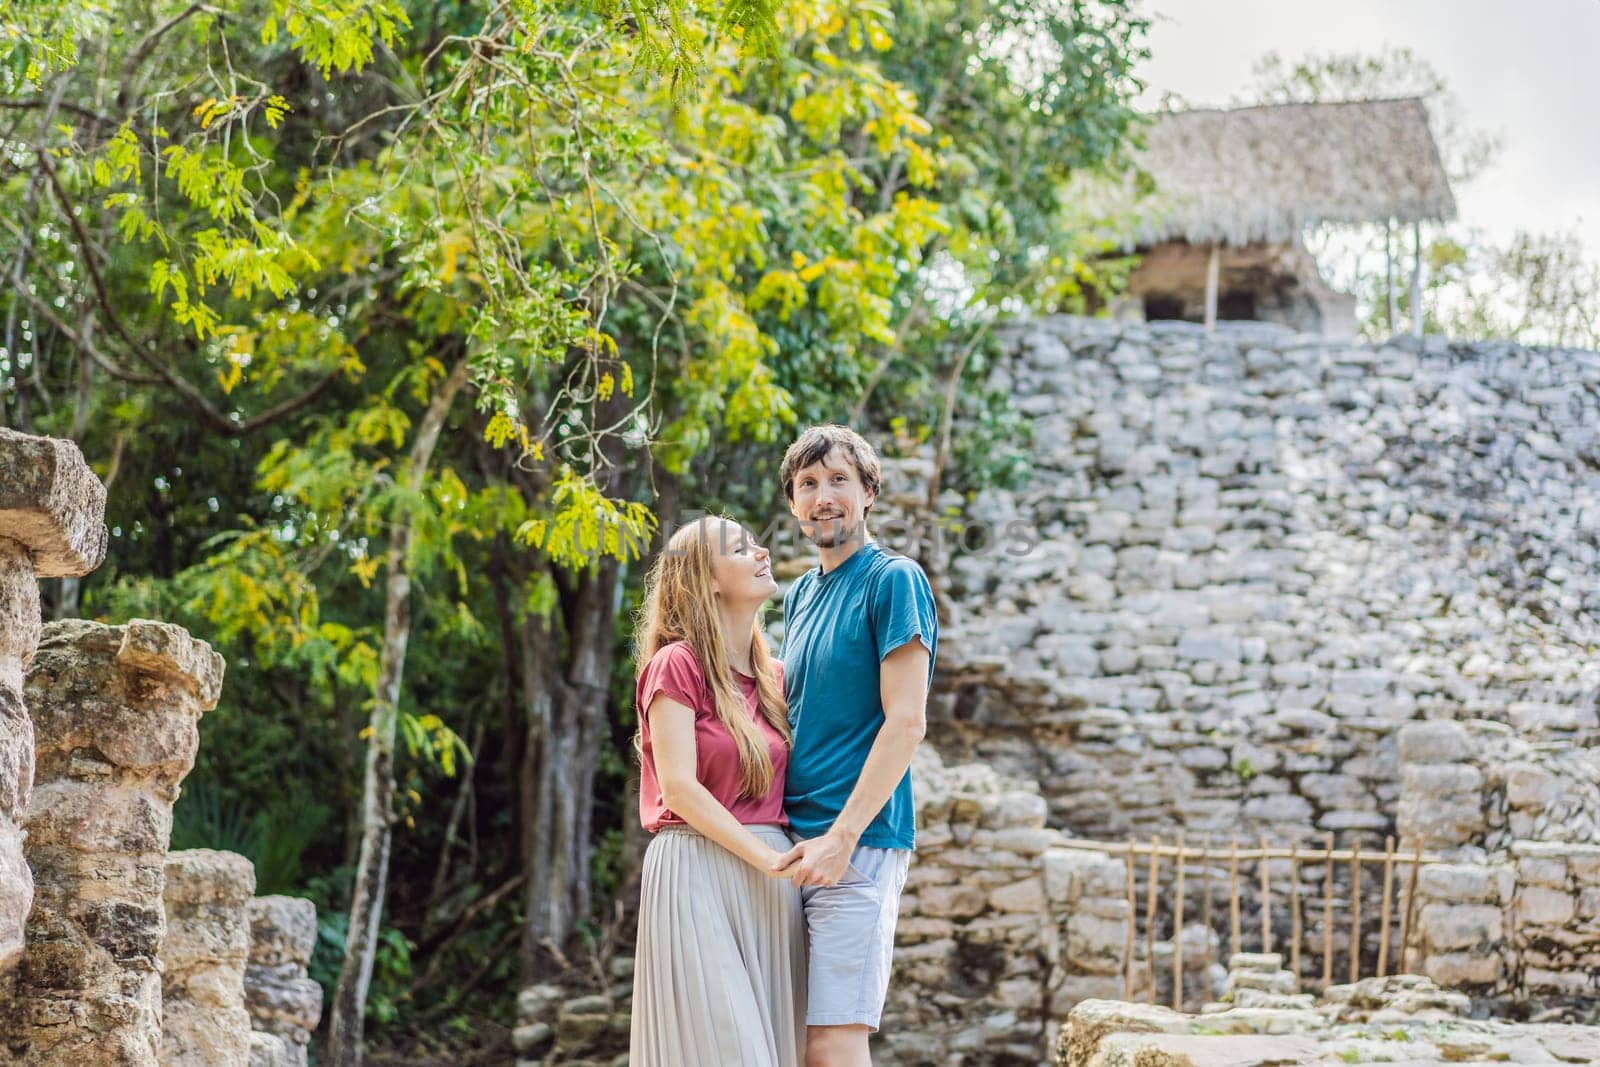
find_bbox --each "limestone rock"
[162,849,258,1067]
[0,429,107,979]
[1320,974,1471,1023]
[245,895,322,1062]
[3,619,216,1064]
[0,426,110,578]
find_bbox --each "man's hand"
[771,828,856,888]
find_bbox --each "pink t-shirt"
[636,641,789,833]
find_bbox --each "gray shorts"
[798,843,911,1031]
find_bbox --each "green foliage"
[4,0,1150,1044]
[310,899,415,1025]
[171,779,332,895]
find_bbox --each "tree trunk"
[518,557,620,978]
[327,356,471,1066]
[517,607,558,979]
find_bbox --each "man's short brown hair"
[780,424,883,504]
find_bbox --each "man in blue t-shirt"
[772,424,938,1066]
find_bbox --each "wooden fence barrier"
[1057,835,1443,1008]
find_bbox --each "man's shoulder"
[861,545,933,591]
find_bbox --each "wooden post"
[1385,219,1397,332]
[1125,846,1138,999]
[1228,839,1241,960]
[1200,839,1213,979]
[1258,834,1272,954]
[1349,840,1363,983]
[1399,838,1423,974]
[1204,243,1221,332]
[1289,842,1302,983]
[1173,839,1186,1011]
[1145,836,1162,1004]
[1378,836,1396,977]
[1321,832,1335,990]
[1411,221,1424,338]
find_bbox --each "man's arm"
[774,637,929,886]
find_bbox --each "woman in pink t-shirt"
[629,515,804,1067]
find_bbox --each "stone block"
[1517,855,1569,889]
[897,917,956,942]
[0,427,110,578]
[1505,762,1563,813]
[1396,720,1473,764]
[1041,849,1121,905]
[1515,886,1576,927]
[1564,848,1600,885]
[980,791,1049,830]
[990,877,1046,914]
[919,884,988,919]
[162,849,258,1067]
[1524,967,1599,995]
[1419,903,1502,951]
[1577,886,1600,920]
[1419,863,1500,904]
[1048,975,1124,1016]
[1176,629,1242,664]
[1065,914,1127,974]
[1242,793,1314,826]
[1423,951,1503,987]
[245,896,321,1052]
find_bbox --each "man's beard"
[804,516,860,547]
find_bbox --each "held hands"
[769,828,855,888]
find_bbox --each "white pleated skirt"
[630,824,807,1067]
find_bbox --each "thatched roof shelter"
[1130,98,1456,247]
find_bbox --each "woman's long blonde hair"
[635,516,791,798]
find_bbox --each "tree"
[1431,229,1600,349]
[2,0,1150,1054]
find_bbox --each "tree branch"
[0,98,114,126]
[117,3,218,111]
[14,289,164,387]
[35,150,344,435]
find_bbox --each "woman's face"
[709,519,777,606]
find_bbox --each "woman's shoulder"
[641,641,708,684]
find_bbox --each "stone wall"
[517,318,1600,1063]
[911,317,1600,852]
[880,748,1136,1064]
[0,428,324,1065]
[160,848,258,1067]
[244,895,322,1067]
[1399,719,1600,853]
[1414,842,1600,1004]
[0,429,107,977]
[2,619,223,1064]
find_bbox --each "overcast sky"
[1137,0,1600,255]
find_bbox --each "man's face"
[787,448,876,549]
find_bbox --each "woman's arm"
[649,694,788,874]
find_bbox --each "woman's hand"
[765,846,798,877]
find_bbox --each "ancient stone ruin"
[0,428,322,1066]
[5,618,223,1062]
[518,317,1600,1065]
[244,896,321,1067]
[1055,960,1600,1065]
[0,427,108,980]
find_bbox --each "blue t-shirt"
[781,541,938,849]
